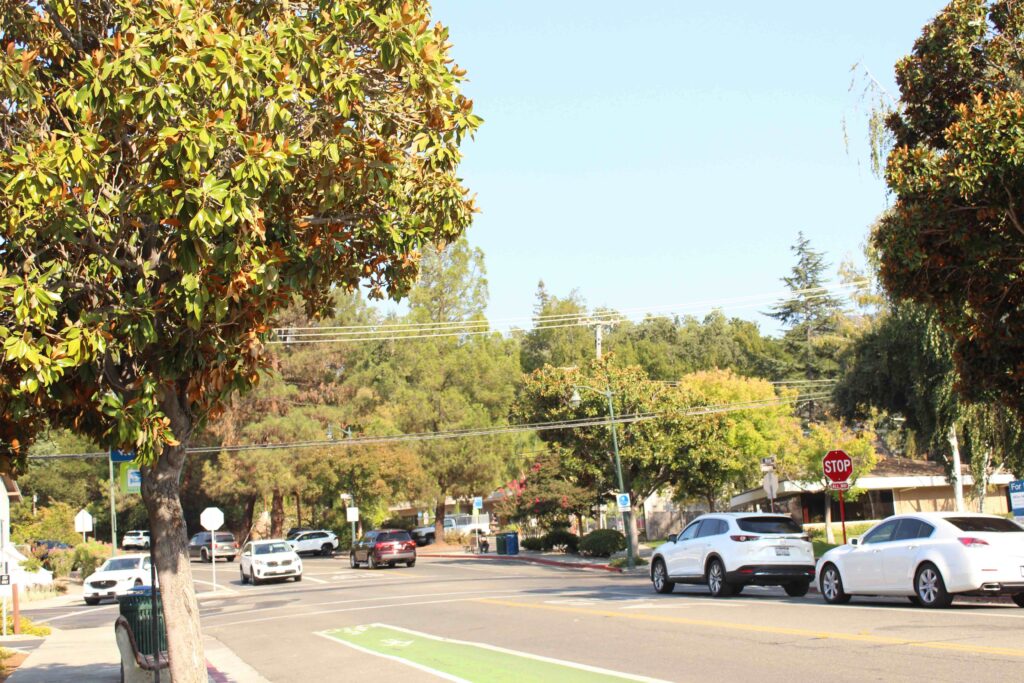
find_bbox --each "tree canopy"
[874,0,1024,418]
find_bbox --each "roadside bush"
[18,558,43,573]
[542,529,579,554]
[520,537,544,551]
[72,541,111,578]
[609,556,648,569]
[443,530,466,546]
[46,549,75,579]
[380,517,417,531]
[579,529,626,558]
[2,614,50,637]
[11,503,79,546]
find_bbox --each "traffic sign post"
[616,492,631,512]
[201,507,224,593]
[823,450,854,544]
[74,509,93,543]
[346,506,359,545]
[762,472,779,512]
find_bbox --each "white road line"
[42,604,118,622]
[303,576,328,584]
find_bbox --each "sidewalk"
[6,626,271,682]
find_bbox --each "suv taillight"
[730,534,760,542]
[958,537,989,547]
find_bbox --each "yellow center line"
[474,599,1024,659]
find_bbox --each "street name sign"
[110,449,136,463]
[822,450,853,484]
[616,492,631,512]
[200,507,224,531]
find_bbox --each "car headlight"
[254,559,264,566]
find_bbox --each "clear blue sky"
[425,1,949,333]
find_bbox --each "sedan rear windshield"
[946,517,1024,533]
[736,517,803,534]
[380,531,412,542]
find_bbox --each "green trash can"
[495,533,508,555]
[118,589,168,656]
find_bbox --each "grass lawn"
[813,540,838,558]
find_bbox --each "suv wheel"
[201,548,210,563]
[321,544,333,557]
[1013,593,1024,608]
[819,564,851,604]
[783,581,810,597]
[368,554,377,570]
[651,559,675,594]
[240,567,249,584]
[706,558,735,597]
[915,563,952,608]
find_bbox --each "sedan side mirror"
[667,533,677,544]
[849,537,860,546]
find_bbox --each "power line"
[269,287,870,345]
[28,391,833,461]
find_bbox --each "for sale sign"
[1010,480,1024,520]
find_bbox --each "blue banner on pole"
[473,496,483,510]
[110,449,136,463]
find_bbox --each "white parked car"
[83,554,155,605]
[817,512,1024,608]
[121,530,150,550]
[239,540,303,585]
[650,513,816,597]
[287,529,338,556]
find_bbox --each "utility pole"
[586,318,617,360]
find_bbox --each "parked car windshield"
[736,516,803,534]
[380,531,412,542]
[946,517,1024,533]
[102,558,141,571]
[255,542,291,555]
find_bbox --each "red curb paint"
[419,553,623,573]
[206,663,231,683]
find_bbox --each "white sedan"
[83,554,155,605]
[239,540,303,585]
[817,512,1024,608]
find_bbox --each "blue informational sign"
[1010,480,1024,519]
[616,492,631,512]
[110,449,136,463]
[473,496,483,510]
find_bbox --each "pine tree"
[768,233,847,421]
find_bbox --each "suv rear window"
[736,516,803,534]
[381,531,412,542]
[215,533,235,542]
[946,517,1024,533]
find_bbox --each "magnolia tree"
[0,1,479,679]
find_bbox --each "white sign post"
[201,507,224,594]
[762,472,779,512]
[346,506,359,546]
[74,509,94,543]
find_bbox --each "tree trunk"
[706,493,716,513]
[625,509,640,556]
[824,492,835,544]
[140,392,205,682]
[240,494,257,544]
[948,425,965,512]
[295,492,302,530]
[271,489,285,538]
[433,498,447,542]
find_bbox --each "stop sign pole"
[822,450,853,543]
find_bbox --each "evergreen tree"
[768,233,847,420]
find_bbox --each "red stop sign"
[822,450,853,483]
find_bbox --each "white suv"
[650,513,815,597]
[122,530,150,550]
[287,529,339,556]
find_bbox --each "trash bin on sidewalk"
[495,533,508,555]
[118,587,167,656]
[505,532,519,555]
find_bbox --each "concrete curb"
[420,553,623,573]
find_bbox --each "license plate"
[775,547,790,556]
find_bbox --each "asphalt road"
[23,555,1024,681]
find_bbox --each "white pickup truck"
[412,514,490,546]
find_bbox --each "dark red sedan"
[349,529,416,569]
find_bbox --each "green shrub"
[18,558,43,573]
[46,549,75,579]
[579,529,626,558]
[443,530,466,546]
[11,502,80,546]
[72,541,111,578]
[609,555,648,569]
[520,536,544,551]
[2,614,50,637]
[542,529,579,553]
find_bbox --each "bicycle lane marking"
[316,623,668,683]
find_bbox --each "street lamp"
[570,384,635,570]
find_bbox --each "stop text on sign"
[822,450,853,483]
